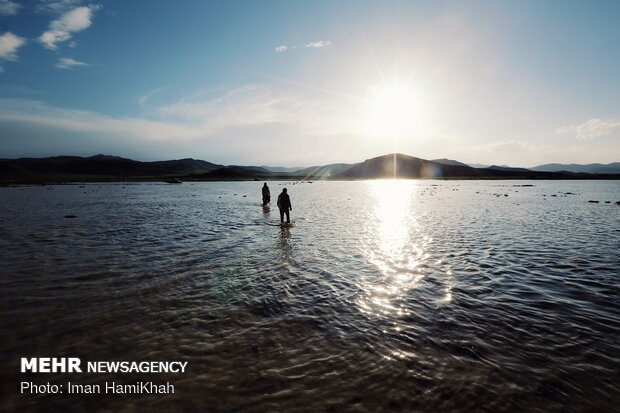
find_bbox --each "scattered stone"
[604,201,610,203]
[588,200,599,203]
[64,214,77,218]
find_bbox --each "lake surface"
[1,180,618,412]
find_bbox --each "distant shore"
[3,175,620,186]
[2,153,620,185]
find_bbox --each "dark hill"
[431,158,470,168]
[0,155,223,182]
[190,166,274,180]
[227,165,271,173]
[337,153,482,178]
[486,165,533,173]
[151,158,222,172]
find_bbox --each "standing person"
[277,188,292,223]
[262,183,271,206]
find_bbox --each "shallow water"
[1,180,619,412]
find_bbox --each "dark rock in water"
[616,201,620,205]
[64,214,77,218]
[604,201,610,203]
[588,200,599,203]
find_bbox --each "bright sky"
[0,0,619,167]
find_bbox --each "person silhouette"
[262,183,271,206]
[277,188,292,223]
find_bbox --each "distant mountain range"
[530,162,620,174]
[0,155,223,182]
[1,153,619,183]
[432,158,620,174]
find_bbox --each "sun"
[365,81,424,139]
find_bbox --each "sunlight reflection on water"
[358,180,430,320]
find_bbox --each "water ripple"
[1,180,618,412]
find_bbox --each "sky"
[0,0,619,167]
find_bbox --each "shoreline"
[3,175,620,186]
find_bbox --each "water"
[1,180,618,412]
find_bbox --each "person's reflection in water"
[275,226,293,262]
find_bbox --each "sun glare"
[365,81,423,139]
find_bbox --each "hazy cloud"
[275,45,287,52]
[0,0,20,15]
[491,141,529,153]
[557,118,620,140]
[155,84,358,137]
[305,40,331,48]
[0,88,361,164]
[35,0,84,14]
[0,85,357,147]
[39,5,99,50]
[55,57,88,69]
[0,32,26,61]
[0,98,199,142]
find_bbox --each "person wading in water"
[277,188,292,223]
[262,183,271,206]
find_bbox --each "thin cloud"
[305,40,331,48]
[275,45,288,52]
[0,32,26,61]
[0,0,20,15]
[35,0,84,14]
[138,87,166,108]
[0,84,358,146]
[557,118,620,140]
[39,5,99,50]
[0,98,199,143]
[156,84,361,137]
[55,57,88,69]
[0,89,362,164]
